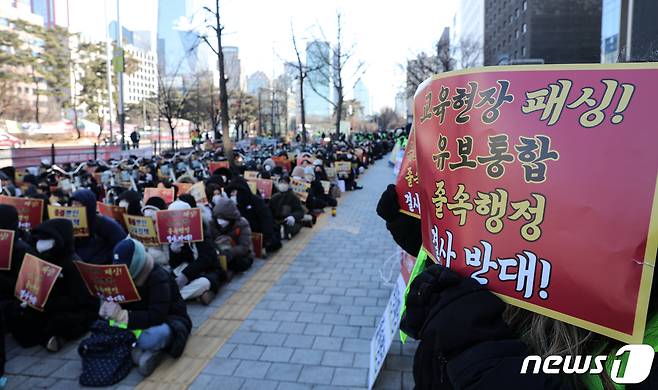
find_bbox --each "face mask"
[347,154,353,160]
[143,209,157,219]
[212,194,222,205]
[216,218,230,228]
[264,165,272,172]
[119,200,129,209]
[277,183,289,192]
[36,239,55,253]
[230,195,237,205]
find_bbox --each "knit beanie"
[112,238,146,279]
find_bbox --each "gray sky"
[69,0,458,111]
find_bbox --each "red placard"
[413,63,658,343]
[208,161,230,174]
[144,187,175,205]
[74,261,141,303]
[271,156,291,172]
[155,208,204,244]
[395,126,421,218]
[252,178,273,199]
[14,254,62,311]
[252,232,263,258]
[123,214,160,246]
[97,202,126,228]
[0,229,14,270]
[174,182,193,195]
[47,205,89,237]
[0,196,44,230]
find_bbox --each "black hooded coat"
[6,218,99,347]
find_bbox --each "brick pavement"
[3,156,417,389]
[189,157,417,390]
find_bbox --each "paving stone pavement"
[190,157,418,390]
[3,156,417,389]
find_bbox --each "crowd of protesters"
[0,130,399,387]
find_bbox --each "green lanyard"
[109,319,143,339]
[400,248,429,343]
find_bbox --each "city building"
[353,79,370,116]
[484,0,601,65]
[109,21,152,52]
[304,40,332,118]
[601,0,658,63]
[246,71,270,96]
[451,0,484,69]
[30,0,68,28]
[123,44,158,105]
[394,91,407,119]
[157,0,200,76]
[222,46,241,92]
[0,1,50,120]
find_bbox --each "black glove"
[401,264,513,358]
[376,184,399,223]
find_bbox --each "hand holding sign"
[14,254,62,311]
[155,208,204,244]
[74,262,141,303]
[0,196,44,230]
[0,229,14,271]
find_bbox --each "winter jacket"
[402,264,570,390]
[225,179,277,247]
[71,189,126,264]
[212,199,253,260]
[269,189,305,222]
[123,264,191,357]
[7,218,98,347]
[168,224,223,292]
[0,205,32,301]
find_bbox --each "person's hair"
[503,306,617,390]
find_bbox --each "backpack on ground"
[78,320,136,387]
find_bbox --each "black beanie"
[0,205,19,231]
[177,193,197,208]
[145,196,166,211]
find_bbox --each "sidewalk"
[3,156,417,389]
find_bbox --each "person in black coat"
[167,199,224,305]
[70,189,126,264]
[0,205,33,305]
[6,218,99,352]
[225,178,281,253]
[101,238,192,377]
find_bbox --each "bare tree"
[289,24,319,145]
[457,36,483,69]
[307,13,365,136]
[201,0,232,160]
[158,69,193,150]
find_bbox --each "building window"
[522,23,527,33]
[509,15,513,23]
[515,8,519,18]
[515,29,520,38]
[523,1,527,10]
[522,46,526,56]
